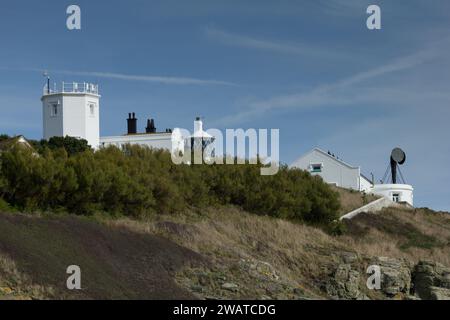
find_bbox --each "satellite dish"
[390,147,406,184]
[391,148,406,165]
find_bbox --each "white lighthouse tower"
[41,79,100,148]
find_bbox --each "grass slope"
[0,212,203,299]
[108,206,450,299]
[1,199,449,299]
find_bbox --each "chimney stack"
[146,118,156,133]
[127,113,137,134]
[194,117,203,135]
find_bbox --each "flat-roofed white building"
[99,112,175,150]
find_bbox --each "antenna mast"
[43,71,50,94]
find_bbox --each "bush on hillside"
[0,145,340,226]
[0,134,10,142]
[39,136,91,156]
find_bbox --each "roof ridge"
[313,147,359,169]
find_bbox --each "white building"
[371,184,414,207]
[290,148,373,192]
[42,82,100,148]
[291,147,414,206]
[42,81,200,154]
[100,113,175,150]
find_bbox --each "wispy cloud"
[1,67,236,86]
[214,41,445,126]
[205,27,347,60]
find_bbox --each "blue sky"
[1,0,449,210]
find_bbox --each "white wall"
[360,176,373,193]
[371,184,414,206]
[290,148,361,191]
[42,92,100,148]
[42,95,63,140]
[100,133,174,151]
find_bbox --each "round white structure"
[371,184,414,206]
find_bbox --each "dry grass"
[1,202,448,299]
[340,207,450,266]
[107,205,450,298]
[108,207,351,298]
[332,187,379,216]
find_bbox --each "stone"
[340,251,359,264]
[222,283,239,292]
[441,273,450,289]
[239,259,280,281]
[190,285,204,293]
[413,261,450,300]
[326,264,361,299]
[372,257,411,296]
[429,287,450,300]
[405,295,421,300]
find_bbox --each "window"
[311,163,322,173]
[392,193,400,203]
[50,103,58,117]
[89,103,96,117]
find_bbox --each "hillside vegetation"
[1,141,449,300]
[0,144,340,227]
[1,205,449,300]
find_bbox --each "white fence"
[43,82,99,95]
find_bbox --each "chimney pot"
[127,112,137,134]
[145,118,156,133]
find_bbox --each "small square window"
[311,164,322,173]
[89,103,96,116]
[392,193,400,202]
[50,103,58,117]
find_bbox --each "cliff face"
[1,205,449,300]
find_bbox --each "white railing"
[43,82,99,95]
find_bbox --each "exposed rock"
[239,259,279,281]
[222,282,239,292]
[326,264,361,299]
[371,257,411,296]
[429,287,450,300]
[339,251,359,264]
[413,260,450,300]
[190,284,204,293]
[405,295,421,300]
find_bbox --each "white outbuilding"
[290,148,373,192]
[291,147,414,207]
[371,183,414,207]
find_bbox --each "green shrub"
[39,136,91,156]
[0,145,340,226]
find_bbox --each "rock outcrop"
[325,255,450,300]
[371,257,412,296]
[326,264,364,299]
[413,261,450,300]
